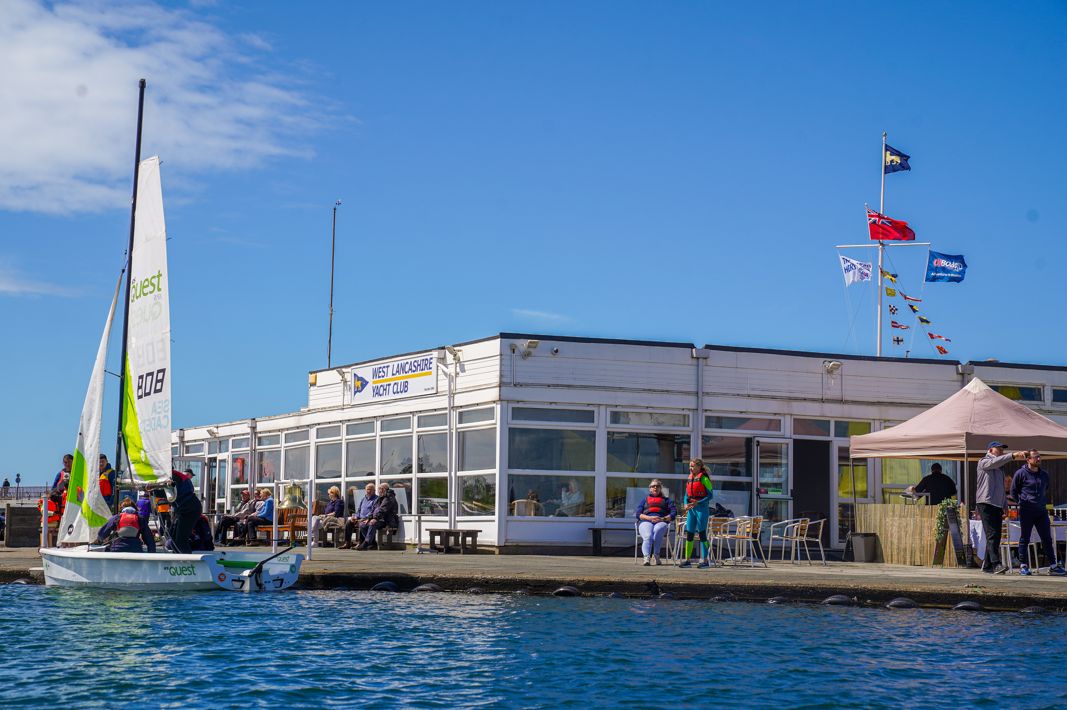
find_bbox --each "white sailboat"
[39,81,302,592]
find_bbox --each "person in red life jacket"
[93,497,156,553]
[168,468,204,554]
[680,458,715,568]
[97,454,117,509]
[635,479,677,565]
[38,493,61,524]
[152,488,172,539]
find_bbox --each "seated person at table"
[635,479,676,566]
[309,486,346,547]
[340,483,378,549]
[357,483,399,551]
[94,498,156,553]
[907,463,957,505]
[1011,450,1066,576]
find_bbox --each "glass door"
[755,439,791,534]
[833,444,872,547]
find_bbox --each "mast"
[327,200,340,368]
[112,78,147,511]
[875,131,886,357]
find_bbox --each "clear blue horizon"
[3,1,1066,483]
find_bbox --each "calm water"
[2,586,1066,709]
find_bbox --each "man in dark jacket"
[357,483,399,550]
[1011,450,1066,576]
[909,463,957,506]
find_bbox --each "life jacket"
[686,472,710,503]
[154,490,171,514]
[38,497,61,524]
[117,512,141,538]
[99,466,115,497]
[644,494,669,516]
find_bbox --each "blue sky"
[2,1,1066,483]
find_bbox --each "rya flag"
[886,287,897,297]
[918,316,931,325]
[900,292,922,302]
[891,320,910,330]
[928,332,952,342]
[936,345,949,355]
[925,251,967,283]
[908,304,920,314]
[839,255,873,286]
[867,207,916,241]
[889,305,898,315]
[880,268,898,283]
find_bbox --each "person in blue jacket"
[94,498,156,553]
[635,479,677,565]
[1011,450,1066,576]
[244,488,275,545]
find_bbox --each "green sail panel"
[122,156,173,486]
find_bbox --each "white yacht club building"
[173,333,1067,552]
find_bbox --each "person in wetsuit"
[168,468,203,554]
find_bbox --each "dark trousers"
[1018,505,1057,568]
[978,503,1003,569]
[245,516,271,542]
[171,500,202,555]
[342,519,373,546]
[215,516,240,542]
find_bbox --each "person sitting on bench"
[339,482,378,549]
[357,483,398,551]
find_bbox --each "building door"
[754,439,791,531]
[793,439,831,545]
[833,444,871,547]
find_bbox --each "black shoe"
[993,564,1009,575]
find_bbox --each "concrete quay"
[3,545,1066,611]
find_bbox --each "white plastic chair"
[767,518,808,561]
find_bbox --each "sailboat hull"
[39,546,303,592]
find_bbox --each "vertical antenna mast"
[113,78,147,507]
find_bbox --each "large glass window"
[284,430,309,444]
[881,459,958,503]
[459,428,495,471]
[606,476,683,518]
[713,480,751,518]
[507,474,594,517]
[460,475,495,516]
[701,436,750,477]
[418,413,447,428]
[417,477,449,515]
[757,442,788,496]
[512,407,594,424]
[609,411,688,428]
[794,418,831,437]
[837,447,870,544]
[606,432,689,474]
[417,433,447,473]
[216,459,227,500]
[346,422,373,436]
[991,384,1043,402]
[257,450,280,484]
[316,425,342,439]
[231,454,250,485]
[508,428,595,471]
[459,407,494,425]
[257,434,280,447]
[381,435,413,476]
[316,442,342,478]
[346,439,375,477]
[834,420,872,438]
[1054,389,1067,404]
[381,416,411,433]
[231,437,249,450]
[705,415,781,432]
[283,446,309,480]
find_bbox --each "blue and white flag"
[925,251,967,283]
[839,255,872,286]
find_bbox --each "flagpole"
[875,132,887,357]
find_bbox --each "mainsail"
[122,156,172,485]
[59,277,123,543]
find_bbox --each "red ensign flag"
[867,207,916,241]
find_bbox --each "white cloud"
[511,308,571,323]
[0,262,77,297]
[0,0,320,214]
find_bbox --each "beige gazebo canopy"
[850,378,1067,460]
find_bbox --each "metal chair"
[767,517,808,561]
[634,519,674,564]
[720,516,767,567]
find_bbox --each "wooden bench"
[427,528,479,554]
[254,507,308,544]
[375,525,405,551]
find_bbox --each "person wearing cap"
[93,497,155,553]
[907,463,957,506]
[976,441,1027,574]
[1010,450,1066,576]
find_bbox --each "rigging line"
[882,249,949,357]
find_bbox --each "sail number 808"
[136,368,167,400]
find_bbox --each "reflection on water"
[3,586,1067,708]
